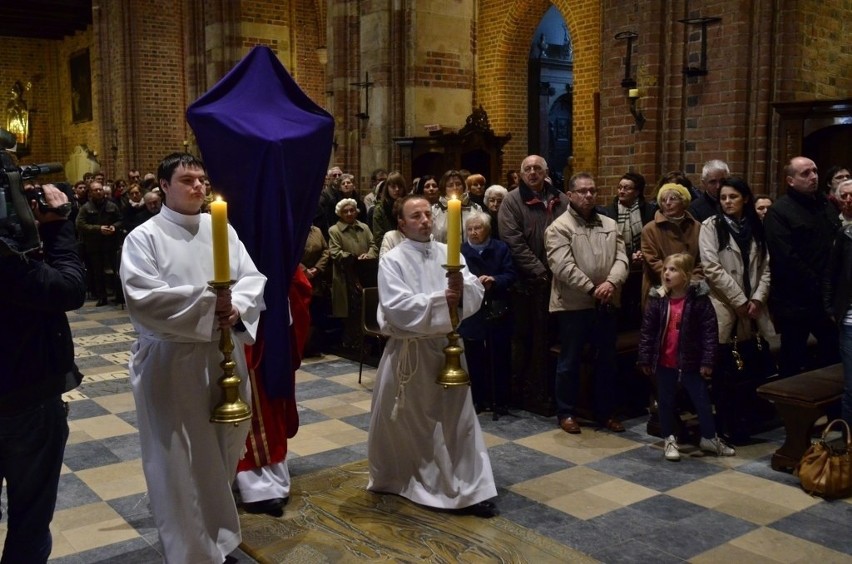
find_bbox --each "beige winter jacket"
[545,206,629,312]
[698,216,776,343]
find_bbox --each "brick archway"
[477,0,600,178]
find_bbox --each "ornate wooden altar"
[393,106,511,184]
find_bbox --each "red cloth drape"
[237,269,312,471]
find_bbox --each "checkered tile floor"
[1,301,850,563]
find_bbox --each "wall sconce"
[677,17,722,77]
[628,88,645,131]
[350,72,373,121]
[614,31,638,89]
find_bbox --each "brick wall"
[777,0,852,102]
[597,0,781,201]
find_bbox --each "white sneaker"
[699,436,736,456]
[664,435,681,461]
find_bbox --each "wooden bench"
[756,363,844,471]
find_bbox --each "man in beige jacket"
[545,172,629,434]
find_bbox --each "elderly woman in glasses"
[640,183,703,307]
[458,211,516,416]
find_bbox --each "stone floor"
[1,300,851,563]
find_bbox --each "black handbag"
[483,297,510,322]
[724,322,776,381]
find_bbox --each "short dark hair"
[157,153,205,185]
[657,171,693,191]
[370,168,388,186]
[439,170,465,195]
[567,172,594,191]
[824,165,850,193]
[621,172,646,196]
[413,174,436,196]
[396,194,429,216]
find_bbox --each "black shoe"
[456,500,498,518]
[243,497,287,517]
[223,556,239,564]
[95,298,109,307]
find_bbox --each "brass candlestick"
[436,264,470,388]
[209,280,252,424]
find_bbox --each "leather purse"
[794,419,852,499]
[724,323,776,381]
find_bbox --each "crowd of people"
[6,148,852,562]
[49,169,166,306]
[306,155,850,472]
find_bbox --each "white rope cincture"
[391,337,420,421]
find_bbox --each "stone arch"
[477,0,600,177]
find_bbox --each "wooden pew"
[756,363,844,471]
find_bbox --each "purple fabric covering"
[187,45,333,399]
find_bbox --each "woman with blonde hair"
[640,183,703,307]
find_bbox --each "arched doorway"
[527,5,574,189]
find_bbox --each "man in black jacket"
[765,156,841,376]
[75,181,121,305]
[0,183,86,563]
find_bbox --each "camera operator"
[0,183,86,563]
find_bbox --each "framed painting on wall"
[69,49,92,123]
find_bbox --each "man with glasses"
[545,173,629,433]
[497,155,569,413]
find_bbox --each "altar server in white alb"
[367,194,498,518]
[120,153,266,563]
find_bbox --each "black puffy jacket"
[638,281,719,373]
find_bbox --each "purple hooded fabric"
[187,45,333,399]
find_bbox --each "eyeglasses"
[572,189,597,196]
[522,165,544,173]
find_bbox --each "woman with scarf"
[699,176,775,438]
[602,172,654,329]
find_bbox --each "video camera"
[1,128,68,256]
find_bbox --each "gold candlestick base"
[436,264,470,388]
[209,280,252,424]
